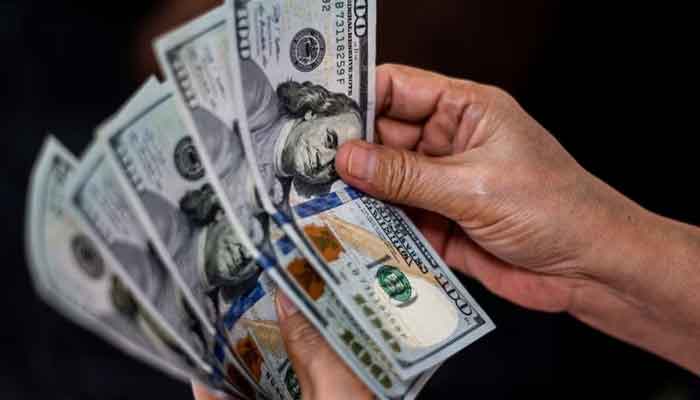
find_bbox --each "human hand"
[336,64,632,313]
[193,293,371,400]
[335,65,700,374]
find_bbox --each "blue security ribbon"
[271,211,291,226]
[257,252,277,270]
[222,283,265,329]
[275,235,296,255]
[344,186,365,200]
[293,187,366,218]
[213,340,226,363]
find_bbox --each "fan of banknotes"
[25,1,495,399]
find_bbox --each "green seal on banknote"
[376,266,413,304]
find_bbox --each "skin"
[196,64,700,399]
[281,112,363,185]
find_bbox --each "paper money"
[24,1,495,397]
[226,0,495,378]
[152,8,297,399]
[65,142,256,395]
[222,0,444,392]
[25,136,191,384]
[99,77,277,399]
[154,5,435,398]
[293,188,496,377]
[268,224,438,400]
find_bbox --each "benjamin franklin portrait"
[239,59,364,206]
[142,105,268,328]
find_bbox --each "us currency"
[66,142,249,396]
[152,5,432,399]
[222,0,442,394]
[152,8,296,399]
[227,0,495,379]
[268,224,439,400]
[100,77,274,399]
[25,137,190,384]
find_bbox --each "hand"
[335,64,700,374]
[193,293,371,400]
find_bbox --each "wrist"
[570,179,700,374]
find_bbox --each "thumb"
[336,140,467,218]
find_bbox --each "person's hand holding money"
[196,63,699,399]
[334,64,700,376]
[193,293,372,400]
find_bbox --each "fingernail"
[347,144,376,181]
[276,292,299,319]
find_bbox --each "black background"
[1,1,699,399]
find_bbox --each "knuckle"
[482,84,521,111]
[284,316,323,348]
[376,149,423,202]
[445,78,481,108]
[481,83,511,101]
[378,63,402,74]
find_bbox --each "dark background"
[1,1,698,399]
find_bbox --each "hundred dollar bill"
[151,8,295,399]
[103,75,287,400]
[25,136,190,384]
[268,224,439,400]
[291,188,496,378]
[227,0,495,378]
[152,6,431,399]
[221,0,444,391]
[66,142,252,396]
[99,78,272,399]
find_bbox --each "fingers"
[445,234,574,313]
[336,140,471,220]
[376,64,492,154]
[275,292,372,400]
[275,292,317,397]
[376,64,457,122]
[375,117,422,150]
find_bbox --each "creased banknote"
[65,142,255,396]
[153,5,435,399]
[268,223,439,400]
[227,0,495,378]
[23,1,496,397]
[152,8,297,399]
[223,0,444,394]
[99,77,273,399]
[25,137,191,383]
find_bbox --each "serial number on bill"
[321,0,352,86]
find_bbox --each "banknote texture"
[101,77,276,398]
[154,8,298,399]
[292,186,496,377]
[268,223,437,400]
[65,143,257,395]
[226,0,454,388]
[25,137,191,383]
[227,0,494,378]
[23,1,494,397]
